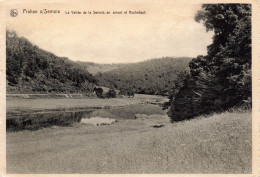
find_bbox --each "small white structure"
[81,117,117,126]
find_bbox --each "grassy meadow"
[6,110,251,173]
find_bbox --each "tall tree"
[167,4,251,122]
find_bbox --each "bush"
[105,88,116,98]
[94,87,104,98]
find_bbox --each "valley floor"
[7,94,168,114]
[6,111,251,173]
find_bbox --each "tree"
[127,89,135,98]
[162,70,189,110]
[94,87,104,98]
[193,4,251,109]
[105,88,117,98]
[166,4,251,122]
[195,4,251,59]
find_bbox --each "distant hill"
[76,61,127,75]
[6,31,191,95]
[6,31,96,94]
[96,57,192,96]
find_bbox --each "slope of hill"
[6,31,96,94]
[76,62,128,75]
[96,57,192,95]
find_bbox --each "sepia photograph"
[1,0,258,175]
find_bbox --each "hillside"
[96,57,192,95]
[6,31,96,94]
[76,61,128,75]
[6,31,191,95]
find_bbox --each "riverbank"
[7,94,168,114]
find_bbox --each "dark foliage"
[119,89,135,98]
[6,31,96,93]
[96,57,191,96]
[166,4,252,122]
[94,87,104,98]
[105,88,117,98]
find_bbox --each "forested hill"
[76,61,128,75]
[6,31,96,94]
[96,57,192,96]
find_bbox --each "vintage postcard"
[0,0,259,176]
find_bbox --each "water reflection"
[6,104,165,131]
[7,110,93,132]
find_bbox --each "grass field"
[6,111,251,173]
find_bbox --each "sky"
[6,0,214,64]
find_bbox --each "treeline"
[6,31,96,93]
[96,57,191,96]
[164,4,252,122]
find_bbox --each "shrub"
[94,87,104,98]
[105,88,116,98]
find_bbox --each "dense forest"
[164,4,252,122]
[96,57,191,96]
[6,31,96,93]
